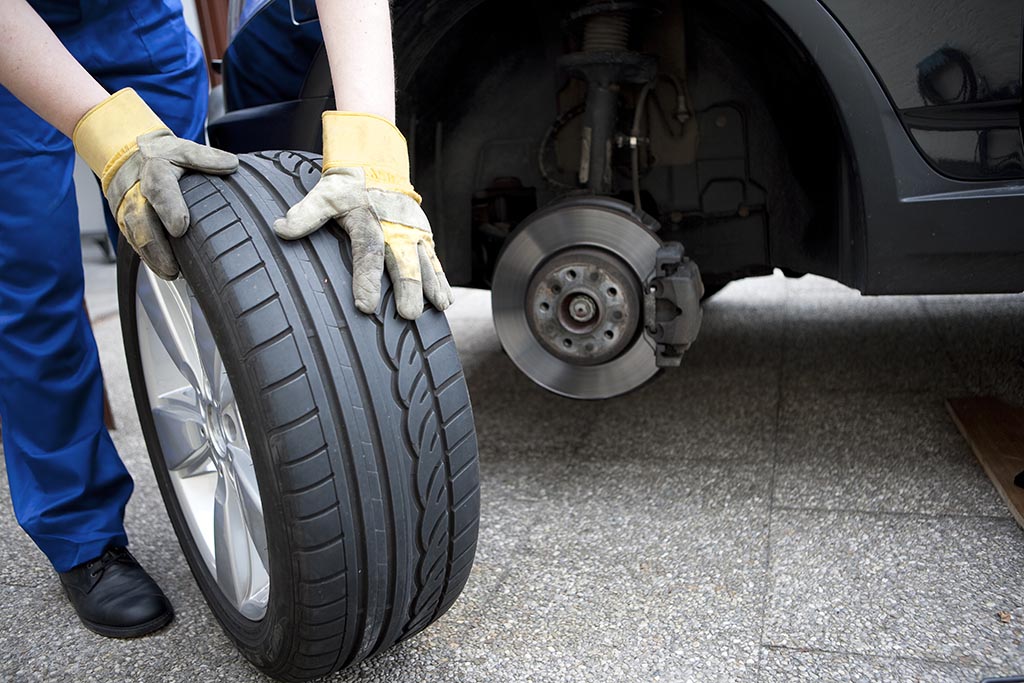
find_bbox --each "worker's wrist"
[72,88,168,190]
[321,111,415,196]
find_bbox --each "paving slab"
[469,362,598,462]
[582,365,780,465]
[764,509,1024,669]
[759,647,992,683]
[783,296,964,394]
[774,391,1008,517]
[415,459,771,683]
[923,295,1024,408]
[683,299,787,372]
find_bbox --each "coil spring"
[582,11,631,52]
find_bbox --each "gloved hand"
[274,112,453,320]
[73,88,239,279]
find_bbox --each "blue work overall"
[0,0,207,572]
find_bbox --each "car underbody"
[210,0,1024,399]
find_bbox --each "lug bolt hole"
[567,270,577,280]
[562,339,573,348]
[608,287,617,297]
[604,330,615,340]
[540,302,550,312]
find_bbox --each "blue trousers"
[0,1,207,572]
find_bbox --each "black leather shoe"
[58,547,174,638]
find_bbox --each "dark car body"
[210,0,1024,298]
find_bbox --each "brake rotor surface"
[491,197,661,399]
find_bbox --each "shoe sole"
[78,607,174,639]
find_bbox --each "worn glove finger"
[427,246,455,309]
[418,241,451,312]
[339,207,386,314]
[139,131,239,175]
[118,184,179,280]
[383,223,424,320]
[274,184,339,240]
[140,158,189,237]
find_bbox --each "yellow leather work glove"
[73,89,239,279]
[273,112,453,320]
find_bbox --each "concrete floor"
[2,245,1023,682]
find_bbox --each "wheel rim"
[135,266,270,620]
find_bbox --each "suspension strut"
[559,1,659,193]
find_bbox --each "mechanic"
[0,0,449,638]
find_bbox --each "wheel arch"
[388,0,887,289]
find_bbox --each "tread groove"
[266,406,319,439]
[295,501,341,522]
[242,327,294,361]
[262,366,308,396]
[286,472,335,497]
[217,259,262,293]
[236,289,281,317]
[442,402,472,429]
[452,482,482,514]
[283,446,331,471]
[432,370,464,396]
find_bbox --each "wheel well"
[692,0,859,287]
[398,0,858,289]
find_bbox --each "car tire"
[118,151,480,681]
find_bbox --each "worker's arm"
[275,0,452,320]
[0,0,237,279]
[0,0,108,136]
[317,0,396,122]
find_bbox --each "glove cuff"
[321,111,416,197]
[72,88,168,192]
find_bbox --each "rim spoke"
[137,269,202,392]
[140,272,269,619]
[218,367,236,415]
[214,472,252,609]
[151,394,213,474]
[227,450,268,570]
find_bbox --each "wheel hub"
[526,248,641,366]
[567,295,597,323]
[204,400,240,461]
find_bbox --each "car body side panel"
[762,0,1024,294]
[821,0,1022,111]
[819,0,1023,180]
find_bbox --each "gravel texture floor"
[1,248,1023,683]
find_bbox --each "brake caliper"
[644,242,704,367]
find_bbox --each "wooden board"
[947,397,1024,528]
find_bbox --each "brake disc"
[491,197,663,399]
